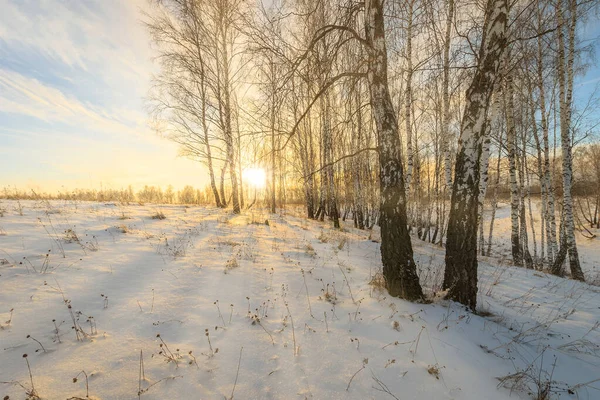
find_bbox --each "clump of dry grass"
[369,271,386,291]
[320,282,337,304]
[427,364,441,380]
[151,211,166,220]
[249,212,269,226]
[225,257,239,272]
[63,228,80,243]
[317,230,329,243]
[217,216,230,224]
[304,243,316,257]
[118,212,130,220]
[156,232,192,259]
[211,239,241,247]
[497,350,563,400]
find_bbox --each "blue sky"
[0,0,204,192]
[575,14,600,131]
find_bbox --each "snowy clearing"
[0,200,599,399]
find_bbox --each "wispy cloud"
[0,0,204,191]
[0,0,152,75]
[0,68,141,137]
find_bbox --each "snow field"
[0,200,598,399]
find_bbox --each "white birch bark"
[553,0,584,280]
[404,0,415,189]
[505,70,523,266]
[364,0,424,301]
[477,94,498,255]
[486,132,503,256]
[443,0,509,309]
[535,2,558,263]
[442,0,455,189]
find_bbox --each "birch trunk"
[486,132,503,256]
[270,60,277,214]
[235,109,244,209]
[528,84,546,265]
[477,127,491,256]
[553,0,584,280]
[478,94,498,255]
[215,1,240,214]
[199,65,222,208]
[443,0,508,309]
[535,12,557,263]
[354,85,366,229]
[219,163,228,207]
[442,0,455,189]
[404,0,415,189]
[505,71,523,267]
[365,0,423,301]
[518,138,534,269]
[323,94,340,228]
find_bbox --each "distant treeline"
[2,176,598,206]
[0,185,216,205]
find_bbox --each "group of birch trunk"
[147,0,598,309]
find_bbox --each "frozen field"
[0,200,599,399]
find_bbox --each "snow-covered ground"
[482,202,600,283]
[0,200,598,399]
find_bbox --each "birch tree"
[443,0,509,309]
[146,0,225,208]
[552,0,585,281]
[365,0,424,300]
[146,0,245,213]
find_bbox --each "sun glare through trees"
[243,167,267,189]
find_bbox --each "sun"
[243,167,267,188]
